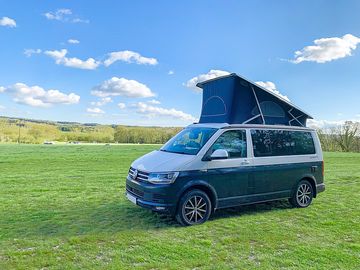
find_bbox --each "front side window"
[209,130,247,158]
[161,127,217,155]
[251,129,315,157]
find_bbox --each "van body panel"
[251,161,323,194]
[206,165,253,201]
[125,124,325,216]
[217,190,291,208]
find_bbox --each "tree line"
[316,121,360,152]
[0,117,359,152]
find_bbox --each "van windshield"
[160,127,217,155]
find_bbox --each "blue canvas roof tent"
[196,73,312,127]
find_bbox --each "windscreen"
[160,127,217,155]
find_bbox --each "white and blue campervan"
[126,74,325,226]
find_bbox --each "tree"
[335,121,359,152]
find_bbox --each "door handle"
[241,160,250,165]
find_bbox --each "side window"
[292,131,316,155]
[251,129,283,157]
[251,129,315,157]
[210,130,247,158]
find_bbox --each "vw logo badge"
[132,169,138,179]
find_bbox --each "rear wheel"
[289,180,314,208]
[175,189,212,226]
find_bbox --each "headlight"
[148,172,179,184]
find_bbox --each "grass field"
[0,145,359,269]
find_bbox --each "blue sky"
[1,0,360,127]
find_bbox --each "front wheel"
[175,189,212,226]
[289,180,314,208]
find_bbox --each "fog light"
[155,206,165,210]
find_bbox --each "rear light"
[322,161,324,176]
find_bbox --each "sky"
[1,0,360,128]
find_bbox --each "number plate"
[126,192,137,205]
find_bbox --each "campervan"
[125,74,325,225]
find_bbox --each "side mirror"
[210,149,229,160]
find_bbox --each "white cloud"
[68,39,80,44]
[24,49,42,57]
[118,103,126,109]
[135,102,197,122]
[0,17,16,27]
[44,9,89,23]
[0,86,5,93]
[43,49,158,70]
[147,99,161,105]
[90,97,112,107]
[307,119,345,129]
[0,83,80,107]
[44,9,71,20]
[86,107,104,114]
[168,70,174,75]
[292,34,360,64]
[104,50,158,66]
[72,18,89,24]
[91,77,155,98]
[255,81,290,102]
[0,104,5,110]
[44,49,100,70]
[185,70,230,92]
[308,116,360,129]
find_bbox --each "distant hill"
[0,116,182,144]
[0,116,99,126]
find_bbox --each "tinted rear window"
[251,129,315,157]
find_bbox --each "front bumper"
[125,176,176,214]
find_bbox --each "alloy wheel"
[296,183,312,207]
[182,195,208,224]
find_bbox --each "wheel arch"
[176,180,218,212]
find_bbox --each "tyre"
[289,180,314,208]
[175,189,212,226]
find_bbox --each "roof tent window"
[251,101,285,118]
[202,96,227,117]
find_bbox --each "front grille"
[126,184,144,198]
[126,185,166,203]
[128,167,149,183]
[153,193,165,200]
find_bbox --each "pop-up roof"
[196,73,312,127]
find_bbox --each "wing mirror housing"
[209,149,229,160]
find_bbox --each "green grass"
[0,145,359,269]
